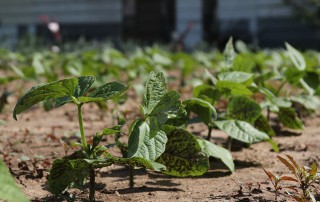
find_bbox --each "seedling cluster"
[0,39,319,201]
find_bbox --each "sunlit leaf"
[197,139,235,172]
[215,120,269,143]
[127,120,167,161]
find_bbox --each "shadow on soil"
[116,185,183,195]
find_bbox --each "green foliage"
[0,159,29,202]
[48,152,91,194]
[183,98,217,127]
[223,37,236,68]
[285,42,306,71]
[215,120,270,143]
[127,120,167,161]
[13,76,128,120]
[143,71,167,114]
[215,81,252,96]
[254,115,276,137]
[217,71,253,86]
[156,126,209,177]
[278,107,304,130]
[197,139,235,172]
[227,96,262,124]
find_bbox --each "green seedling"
[13,76,165,201]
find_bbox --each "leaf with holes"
[156,126,209,177]
[228,96,262,124]
[278,107,304,130]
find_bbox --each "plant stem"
[129,167,134,189]
[77,104,88,151]
[276,81,286,96]
[267,106,270,122]
[207,126,212,140]
[89,166,95,202]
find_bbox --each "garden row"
[0,39,320,201]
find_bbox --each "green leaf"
[149,91,183,120]
[93,125,122,148]
[215,81,252,96]
[285,42,306,71]
[127,120,167,161]
[48,152,91,194]
[278,107,304,130]
[197,139,235,172]
[215,120,270,143]
[156,126,209,177]
[143,72,167,114]
[228,96,261,124]
[13,77,79,120]
[254,115,276,137]
[55,76,96,107]
[218,71,253,86]
[303,71,320,90]
[147,91,185,138]
[86,81,128,101]
[232,54,255,72]
[223,37,237,68]
[193,84,222,104]
[0,159,29,202]
[284,67,305,84]
[290,95,320,111]
[183,98,217,126]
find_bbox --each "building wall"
[176,0,202,48]
[0,0,122,45]
[216,0,320,49]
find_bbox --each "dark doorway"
[202,0,218,43]
[123,0,175,43]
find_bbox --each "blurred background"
[0,0,320,49]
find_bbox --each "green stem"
[207,126,213,140]
[276,81,286,96]
[129,167,134,189]
[89,166,95,202]
[77,104,88,151]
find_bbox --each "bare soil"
[1,87,320,202]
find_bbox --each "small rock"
[115,191,120,197]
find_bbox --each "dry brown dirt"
[0,87,320,202]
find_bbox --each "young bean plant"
[13,76,166,201]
